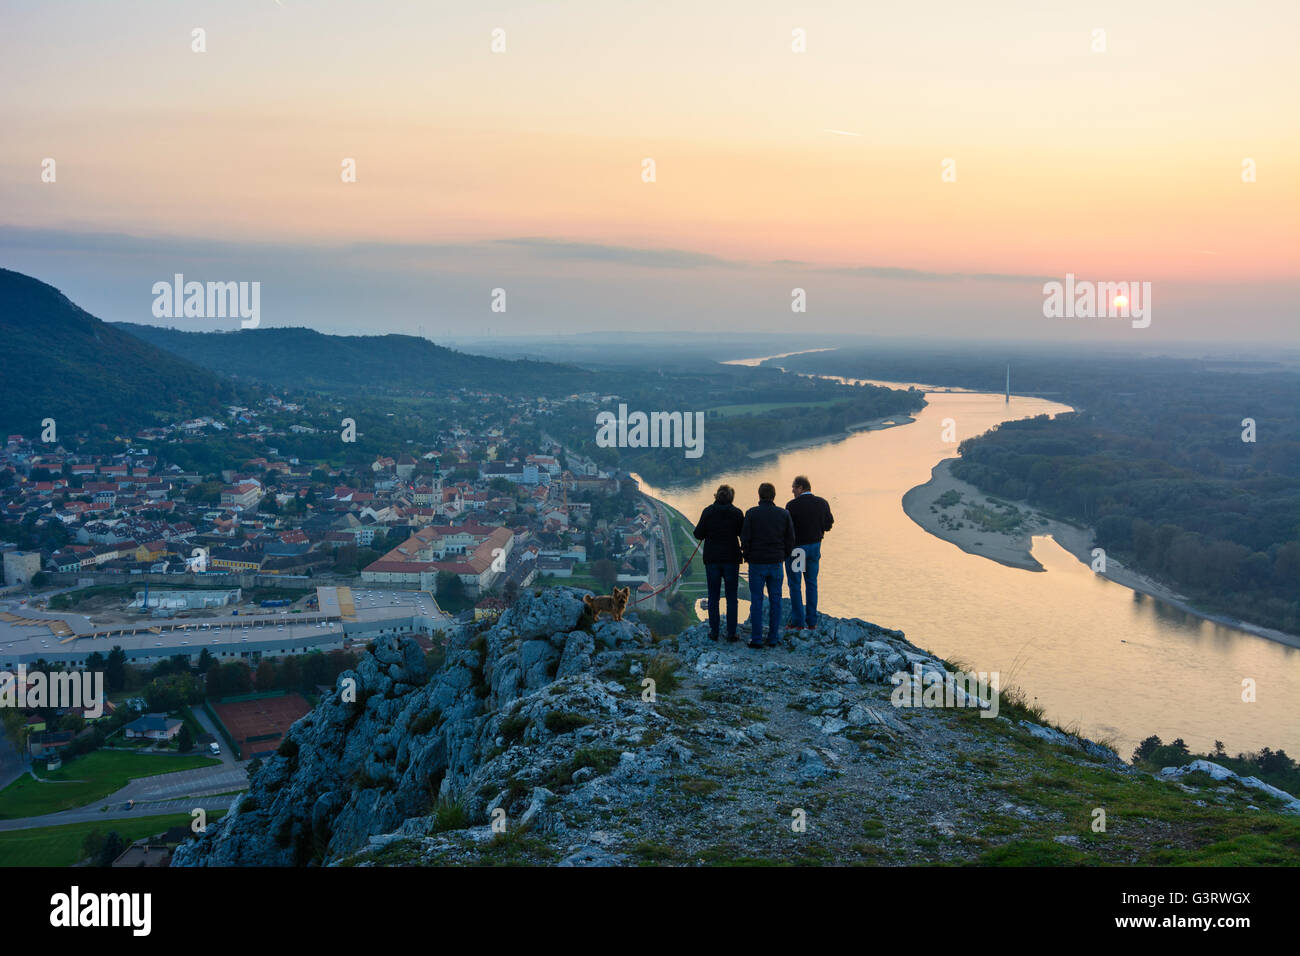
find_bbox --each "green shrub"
[431,798,469,833]
[544,711,593,735]
[645,653,682,694]
[499,713,529,743]
[409,710,440,736]
[542,746,620,789]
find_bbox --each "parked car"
[209,742,221,756]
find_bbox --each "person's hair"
[758,482,776,501]
[792,475,811,493]
[714,484,734,505]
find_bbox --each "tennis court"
[211,693,311,758]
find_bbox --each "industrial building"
[128,588,243,611]
[0,587,452,670]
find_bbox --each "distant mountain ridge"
[0,268,238,436]
[113,323,595,397]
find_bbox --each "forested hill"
[550,372,926,486]
[114,323,597,398]
[779,347,1300,634]
[0,268,239,436]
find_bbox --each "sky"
[1,0,1297,344]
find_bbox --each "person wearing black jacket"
[785,475,834,630]
[740,482,796,648]
[693,484,744,642]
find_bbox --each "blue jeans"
[705,562,739,638]
[785,540,821,628]
[747,563,784,644]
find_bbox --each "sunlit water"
[722,348,835,367]
[638,382,1299,758]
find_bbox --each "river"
[636,373,1300,759]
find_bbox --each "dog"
[583,586,630,622]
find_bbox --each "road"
[640,525,665,613]
[191,704,240,767]
[0,794,239,832]
[651,497,682,585]
[642,494,683,612]
[0,761,248,832]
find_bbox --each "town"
[0,390,691,627]
[0,390,698,865]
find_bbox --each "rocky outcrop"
[180,586,1276,868]
[1160,759,1300,814]
[1018,720,1126,767]
[173,587,654,866]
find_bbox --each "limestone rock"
[1161,759,1300,813]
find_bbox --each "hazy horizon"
[2,0,1297,343]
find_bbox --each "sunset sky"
[2,0,1297,342]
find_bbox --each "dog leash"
[629,539,702,606]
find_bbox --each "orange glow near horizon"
[1,0,1297,287]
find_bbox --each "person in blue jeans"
[739,482,796,648]
[785,475,834,630]
[693,484,744,641]
[746,563,784,648]
[785,539,821,629]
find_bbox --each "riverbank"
[746,414,916,459]
[903,459,1300,650]
[721,347,835,367]
[901,459,1048,572]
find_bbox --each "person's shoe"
[785,622,801,631]
[747,639,764,649]
[725,633,739,643]
[765,638,781,647]
[709,632,721,642]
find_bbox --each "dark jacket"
[786,492,834,546]
[693,502,744,564]
[740,500,796,565]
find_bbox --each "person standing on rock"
[784,475,834,631]
[740,482,796,648]
[694,484,745,642]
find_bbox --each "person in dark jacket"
[785,475,834,630]
[740,482,796,648]
[693,484,744,642]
